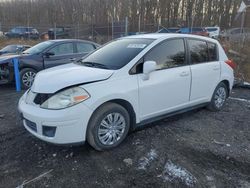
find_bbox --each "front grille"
[34,93,52,105]
[25,119,37,132]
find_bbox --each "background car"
[221,27,250,42]
[0,44,31,56]
[179,27,209,36]
[5,27,39,40]
[48,27,71,39]
[0,39,100,88]
[157,28,180,33]
[205,27,220,39]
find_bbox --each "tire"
[20,68,37,89]
[87,103,130,151]
[207,82,228,112]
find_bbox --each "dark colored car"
[0,45,31,56]
[48,27,71,39]
[0,39,100,88]
[179,27,209,37]
[5,27,39,40]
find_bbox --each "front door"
[43,42,76,69]
[138,39,191,121]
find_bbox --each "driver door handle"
[70,58,76,61]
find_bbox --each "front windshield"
[1,45,17,52]
[23,41,54,55]
[78,38,154,70]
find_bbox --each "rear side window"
[208,43,218,61]
[145,39,186,70]
[188,39,208,64]
[77,43,95,53]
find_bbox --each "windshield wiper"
[80,62,109,69]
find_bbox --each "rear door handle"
[70,58,76,61]
[180,71,189,77]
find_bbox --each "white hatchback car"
[18,34,235,151]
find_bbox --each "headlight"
[41,87,90,110]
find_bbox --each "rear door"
[138,38,191,120]
[188,39,220,102]
[43,42,76,68]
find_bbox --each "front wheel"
[207,82,228,111]
[20,68,37,89]
[87,103,130,151]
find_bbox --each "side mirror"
[142,61,157,80]
[44,52,55,58]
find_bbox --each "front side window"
[188,39,208,64]
[11,28,17,33]
[49,43,74,56]
[145,39,186,70]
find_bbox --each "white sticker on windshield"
[127,44,147,49]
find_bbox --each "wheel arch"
[221,79,230,97]
[19,65,39,72]
[87,99,137,133]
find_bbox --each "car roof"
[124,33,217,42]
[6,44,31,46]
[46,39,100,46]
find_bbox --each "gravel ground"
[0,85,250,188]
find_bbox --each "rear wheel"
[87,103,130,151]
[20,68,37,89]
[207,82,228,111]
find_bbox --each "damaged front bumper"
[0,63,14,84]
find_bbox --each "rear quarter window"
[208,42,218,61]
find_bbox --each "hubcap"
[22,71,36,88]
[98,113,126,146]
[214,87,226,108]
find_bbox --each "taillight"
[225,60,236,70]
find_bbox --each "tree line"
[0,0,242,32]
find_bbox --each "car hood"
[0,54,20,64]
[31,63,114,93]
